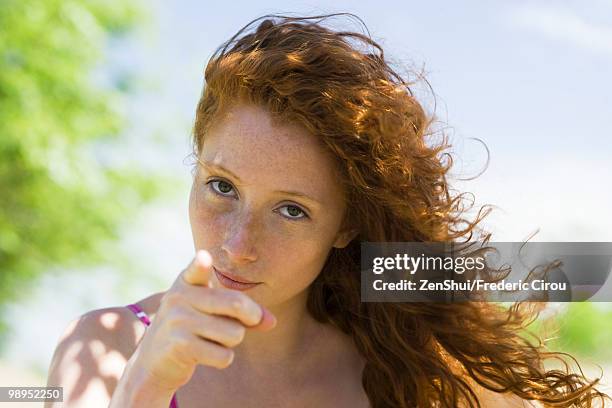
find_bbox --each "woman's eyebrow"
[274,190,322,207]
[200,159,322,207]
[199,160,242,182]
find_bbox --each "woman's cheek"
[191,193,233,242]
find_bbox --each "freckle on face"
[188,103,348,307]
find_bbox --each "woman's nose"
[221,212,259,263]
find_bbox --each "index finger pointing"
[182,249,214,287]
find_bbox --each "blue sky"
[117,0,612,239]
[5,0,612,376]
[124,0,612,156]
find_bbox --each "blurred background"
[0,0,611,402]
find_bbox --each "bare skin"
[45,291,541,408]
[47,103,368,407]
[44,290,367,408]
[45,103,541,407]
[130,291,368,407]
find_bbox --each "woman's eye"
[279,205,308,220]
[206,180,308,221]
[207,179,236,197]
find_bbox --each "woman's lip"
[213,266,259,283]
[213,266,261,290]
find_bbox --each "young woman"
[46,14,610,407]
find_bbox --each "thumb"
[182,249,214,287]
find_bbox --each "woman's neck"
[233,288,322,369]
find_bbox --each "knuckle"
[169,332,191,354]
[213,348,235,369]
[200,288,216,310]
[165,309,185,329]
[229,293,248,313]
[173,335,198,366]
[227,293,260,323]
[199,339,233,369]
[226,324,246,346]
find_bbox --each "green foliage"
[0,0,165,346]
[530,303,612,360]
[546,303,612,359]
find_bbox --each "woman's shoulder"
[45,292,165,406]
[60,291,165,352]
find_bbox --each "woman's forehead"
[200,104,345,203]
[204,105,331,164]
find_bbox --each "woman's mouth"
[213,267,262,291]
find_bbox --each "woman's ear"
[332,227,359,249]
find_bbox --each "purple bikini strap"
[126,303,151,326]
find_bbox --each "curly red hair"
[191,13,610,407]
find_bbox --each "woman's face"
[188,103,354,308]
